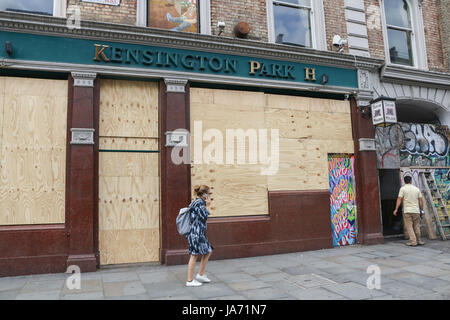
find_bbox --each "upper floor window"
[273,0,311,47]
[384,0,413,66]
[0,0,66,17]
[381,0,427,69]
[0,0,54,16]
[267,0,326,50]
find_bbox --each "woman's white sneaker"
[195,273,211,283]
[186,279,203,287]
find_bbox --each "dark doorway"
[379,169,403,236]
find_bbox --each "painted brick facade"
[422,0,447,72]
[323,0,348,52]
[438,0,450,72]
[364,0,385,60]
[67,0,137,25]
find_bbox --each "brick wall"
[323,0,348,52]
[364,0,385,59]
[67,0,137,25]
[210,0,268,41]
[438,0,450,72]
[422,0,447,72]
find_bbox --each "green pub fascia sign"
[93,43,327,82]
[0,31,358,88]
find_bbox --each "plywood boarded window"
[99,79,159,265]
[0,77,67,225]
[190,88,354,218]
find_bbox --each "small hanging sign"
[370,96,397,127]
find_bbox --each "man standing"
[393,176,425,246]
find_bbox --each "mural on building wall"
[149,0,198,33]
[376,123,450,169]
[400,168,450,226]
[328,154,357,247]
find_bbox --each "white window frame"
[266,0,326,50]
[0,0,66,17]
[137,0,211,35]
[54,0,67,18]
[380,0,428,70]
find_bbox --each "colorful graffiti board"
[328,154,357,246]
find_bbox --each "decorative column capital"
[71,71,97,88]
[164,78,188,93]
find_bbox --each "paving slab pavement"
[2,238,450,300]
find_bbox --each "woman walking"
[186,185,213,287]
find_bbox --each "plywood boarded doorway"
[98,79,160,265]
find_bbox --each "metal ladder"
[419,170,450,240]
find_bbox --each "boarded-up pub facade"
[0,7,443,276]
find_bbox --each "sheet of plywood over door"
[190,88,354,218]
[99,79,159,265]
[0,77,67,225]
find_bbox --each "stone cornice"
[0,11,384,71]
[381,64,450,89]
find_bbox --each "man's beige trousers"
[403,212,422,245]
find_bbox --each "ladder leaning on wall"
[419,170,450,240]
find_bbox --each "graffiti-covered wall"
[434,168,450,214]
[376,123,450,169]
[400,168,450,230]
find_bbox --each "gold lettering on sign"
[304,68,316,81]
[249,61,261,75]
[93,44,110,62]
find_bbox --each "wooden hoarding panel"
[99,80,160,265]
[0,78,67,225]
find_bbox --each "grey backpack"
[176,207,199,236]
[176,207,191,236]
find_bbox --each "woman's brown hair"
[193,185,210,197]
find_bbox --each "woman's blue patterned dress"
[186,197,213,255]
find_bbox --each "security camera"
[333,35,347,46]
[332,35,347,52]
[332,35,342,46]
[217,21,225,36]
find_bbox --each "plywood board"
[190,88,355,215]
[99,79,158,138]
[191,163,268,217]
[99,176,159,231]
[99,152,159,178]
[212,89,266,108]
[267,138,354,191]
[264,108,353,141]
[0,77,67,225]
[100,137,158,151]
[4,77,68,98]
[98,161,160,264]
[266,94,350,114]
[190,88,269,218]
[99,228,159,265]
[98,79,160,265]
[0,77,4,169]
